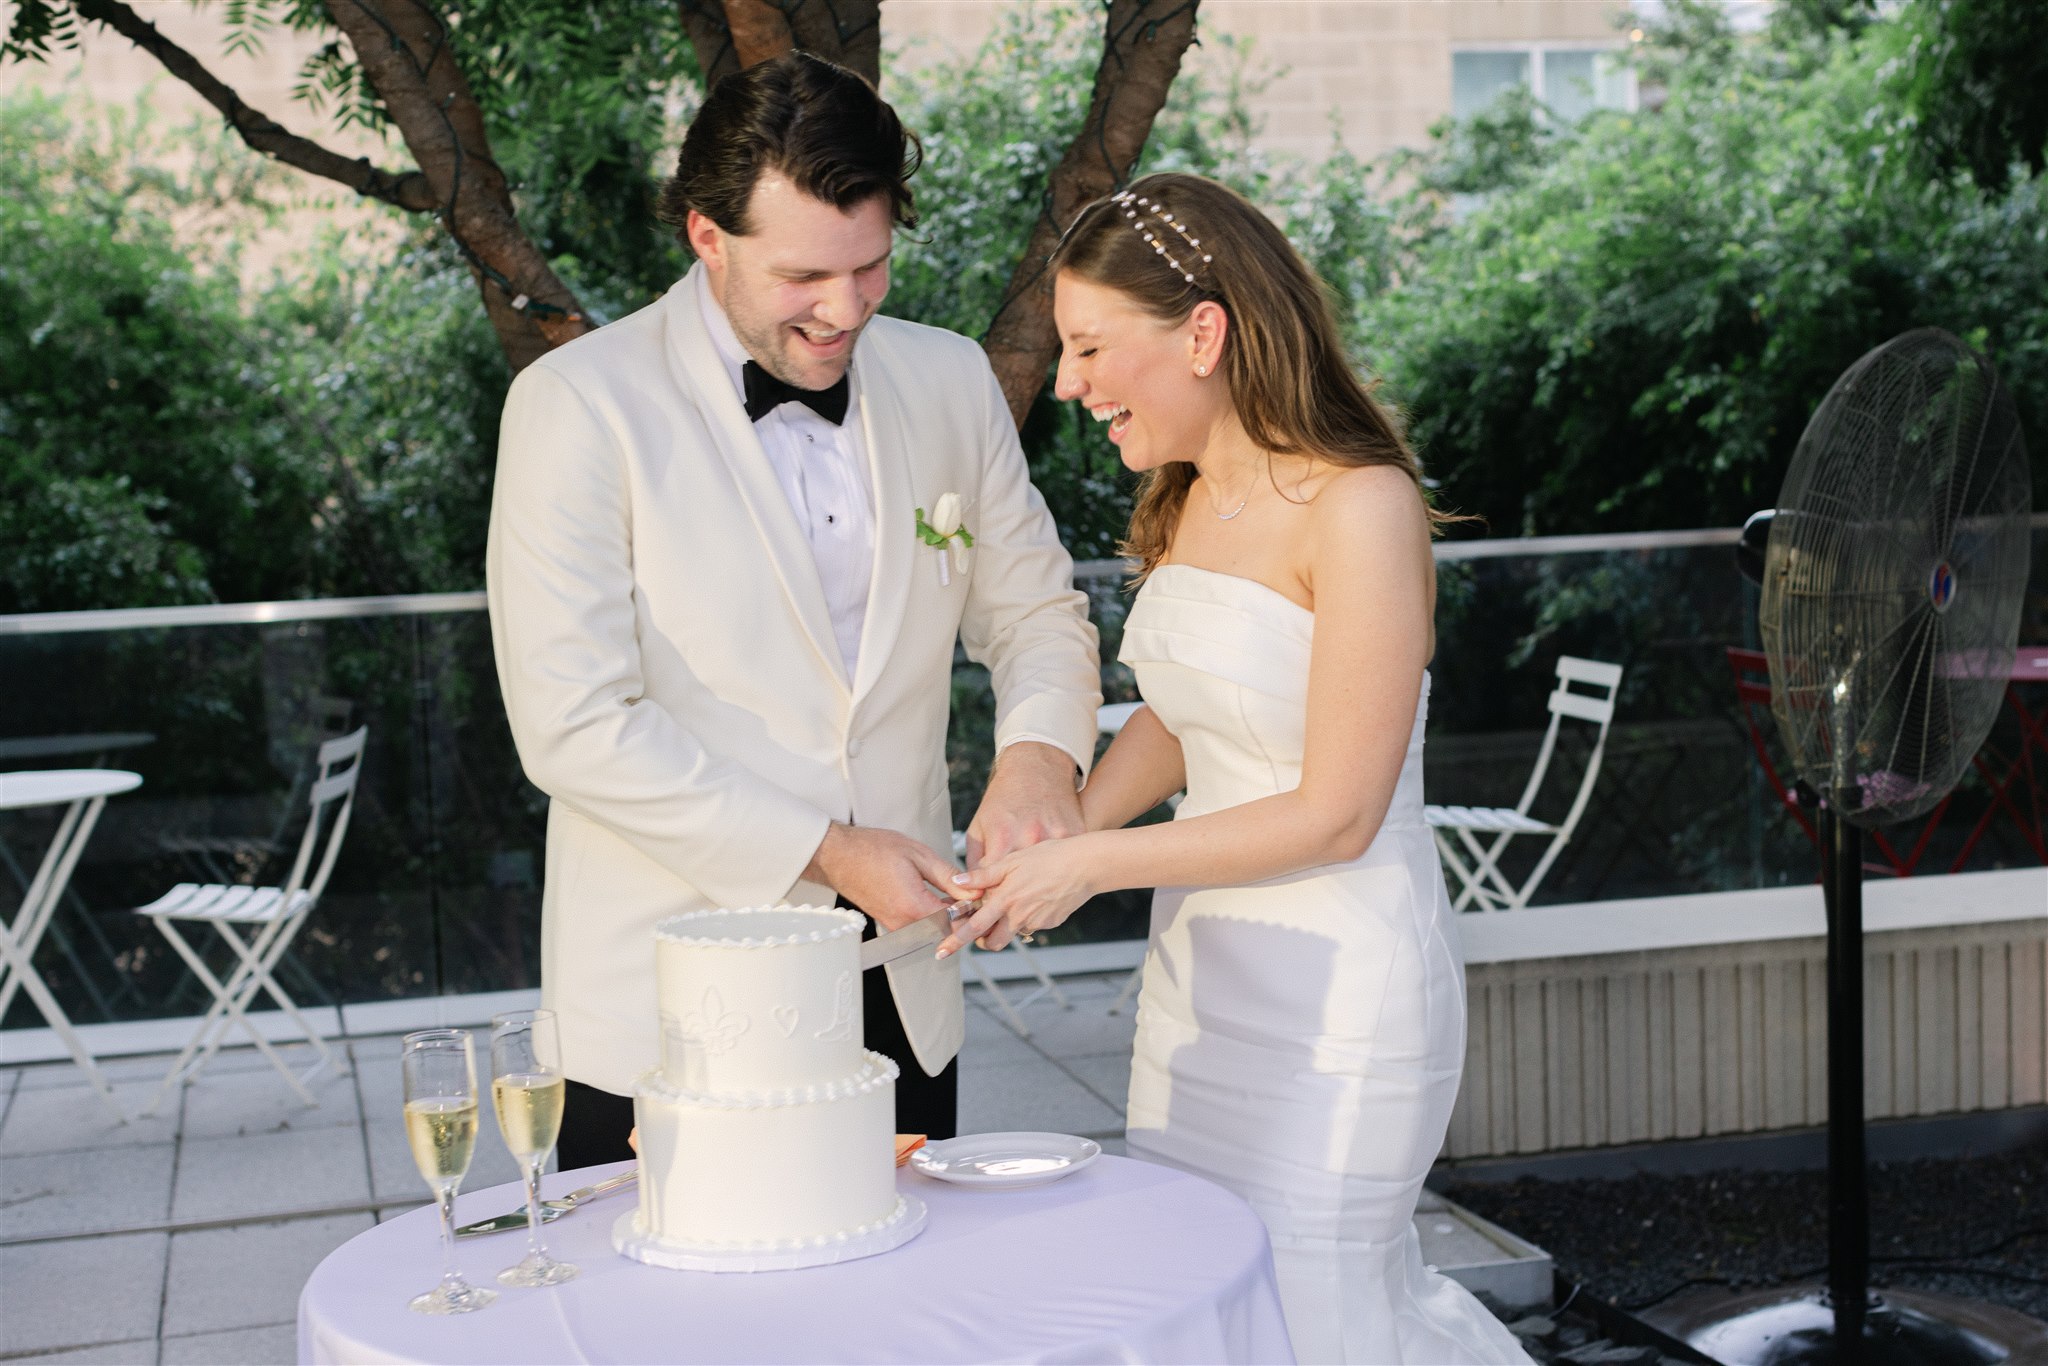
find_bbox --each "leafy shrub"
[1367,7,2048,536]
[0,93,318,610]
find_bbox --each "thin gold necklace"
[1211,477,1254,520]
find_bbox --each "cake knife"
[453,1170,638,1238]
[859,902,972,970]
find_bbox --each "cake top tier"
[655,905,862,950]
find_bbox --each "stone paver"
[163,1213,373,1338]
[159,1322,299,1366]
[0,1078,181,1156]
[1061,1051,1133,1112]
[175,1062,360,1141]
[0,1231,166,1357]
[170,1126,369,1223]
[0,1143,176,1239]
[8,1340,162,1365]
[959,1052,1125,1136]
[11,1048,273,1092]
[997,998,1139,1060]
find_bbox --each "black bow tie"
[742,360,850,426]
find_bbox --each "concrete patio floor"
[0,973,1140,1365]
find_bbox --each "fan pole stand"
[1821,810,1870,1352]
[1667,805,2017,1366]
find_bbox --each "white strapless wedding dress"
[1119,565,1531,1366]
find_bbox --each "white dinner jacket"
[486,267,1101,1096]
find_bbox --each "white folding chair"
[951,829,1071,1038]
[135,726,367,1113]
[1425,656,1623,912]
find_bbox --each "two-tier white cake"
[611,904,926,1271]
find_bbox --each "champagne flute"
[490,1009,578,1287]
[402,1028,497,1314]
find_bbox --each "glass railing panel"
[3,523,2042,1029]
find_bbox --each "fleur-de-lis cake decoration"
[915,492,974,587]
[678,988,749,1056]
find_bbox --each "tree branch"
[322,0,593,369]
[781,0,880,87]
[981,0,1200,428]
[678,0,740,87]
[678,1,880,89]
[724,0,794,70]
[70,0,437,212]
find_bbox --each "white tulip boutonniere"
[915,494,974,587]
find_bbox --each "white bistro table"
[0,768,143,1119]
[299,1155,1295,1364]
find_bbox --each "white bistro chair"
[135,725,367,1113]
[1425,656,1623,912]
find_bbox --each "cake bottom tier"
[625,1049,904,1261]
[612,1193,926,1273]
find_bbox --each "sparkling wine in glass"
[402,1028,497,1314]
[490,1009,578,1287]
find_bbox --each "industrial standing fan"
[1715,329,2033,1365]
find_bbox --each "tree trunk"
[982,0,1201,428]
[321,0,593,372]
[679,0,880,89]
[782,0,881,87]
[678,1,740,86]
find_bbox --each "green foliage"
[0,90,524,608]
[17,1,2038,612]
[1893,0,2048,191]
[1407,85,1557,198]
[1368,10,2048,536]
[5,0,700,301]
[0,93,317,610]
[257,233,512,595]
[885,9,1393,557]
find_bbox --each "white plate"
[910,1131,1102,1188]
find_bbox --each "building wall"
[2,0,399,275]
[8,2,1633,217]
[1447,874,2048,1159]
[881,0,1633,163]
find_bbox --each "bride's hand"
[936,838,1097,957]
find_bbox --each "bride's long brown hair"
[1049,172,1457,581]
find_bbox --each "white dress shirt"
[697,270,874,680]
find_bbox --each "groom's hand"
[965,741,1084,870]
[802,822,959,932]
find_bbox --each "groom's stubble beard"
[718,266,881,394]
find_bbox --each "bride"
[940,173,1531,1365]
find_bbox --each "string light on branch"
[435,214,590,328]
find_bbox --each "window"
[1451,46,1637,123]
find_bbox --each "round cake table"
[298,1155,1294,1364]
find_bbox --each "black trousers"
[856,908,960,1141]
[556,907,959,1171]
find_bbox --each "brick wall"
[881,0,1630,163]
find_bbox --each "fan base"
[1645,1283,2048,1365]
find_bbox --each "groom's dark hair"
[659,51,920,238]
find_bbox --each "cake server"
[859,902,972,970]
[453,1169,638,1238]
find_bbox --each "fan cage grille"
[1759,329,2031,827]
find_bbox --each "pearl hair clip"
[1110,190,1214,285]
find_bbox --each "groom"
[487,51,1100,1169]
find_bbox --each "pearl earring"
[1195,364,1209,377]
